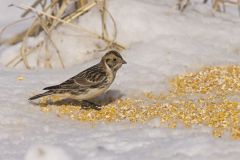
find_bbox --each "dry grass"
[211,0,240,14]
[177,0,240,15]
[0,0,126,69]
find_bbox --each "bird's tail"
[29,91,52,100]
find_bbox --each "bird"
[29,50,127,107]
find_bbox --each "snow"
[25,145,72,160]
[0,0,240,160]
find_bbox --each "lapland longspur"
[29,50,126,104]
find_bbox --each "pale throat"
[104,60,115,82]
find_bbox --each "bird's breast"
[75,85,110,100]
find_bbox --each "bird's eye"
[113,58,117,61]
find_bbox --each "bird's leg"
[82,100,101,110]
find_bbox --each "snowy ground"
[1,0,240,160]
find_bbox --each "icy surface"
[1,0,240,160]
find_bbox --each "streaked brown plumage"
[29,50,126,101]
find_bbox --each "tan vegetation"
[212,0,240,14]
[177,0,240,15]
[0,0,126,69]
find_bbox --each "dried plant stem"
[43,0,59,12]
[20,19,40,69]
[97,6,120,51]
[13,3,126,49]
[39,15,65,68]
[5,0,126,69]
[5,54,20,67]
[51,0,68,28]
[6,41,43,67]
[79,0,88,7]
[0,16,34,45]
[13,4,99,38]
[104,7,118,45]
[12,41,44,67]
[2,1,59,45]
[21,0,44,17]
[64,1,97,23]
[0,21,41,45]
[213,0,221,11]
[40,0,48,9]
[238,0,240,16]
[211,0,240,15]
[44,38,52,68]
[43,0,69,69]
[100,0,109,40]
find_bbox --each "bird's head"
[101,50,127,72]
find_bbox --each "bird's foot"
[82,100,101,110]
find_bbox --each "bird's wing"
[43,65,107,91]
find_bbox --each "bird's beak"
[122,59,127,64]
